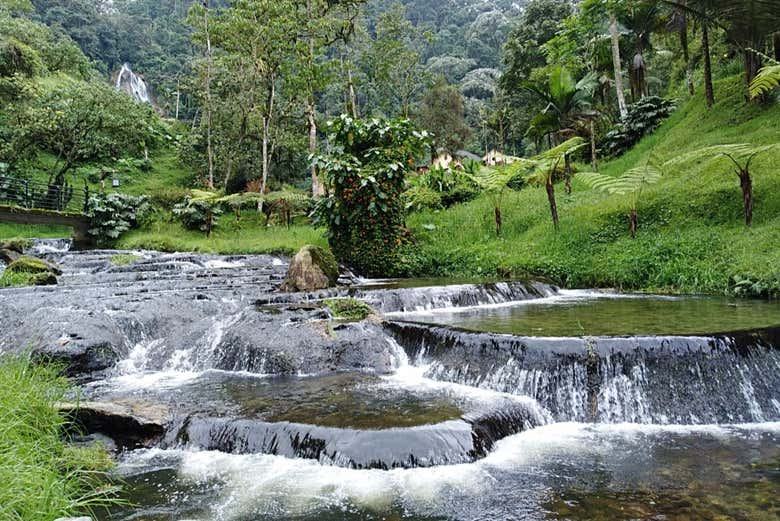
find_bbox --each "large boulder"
[280,245,339,292]
[0,238,32,254]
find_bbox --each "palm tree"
[523,67,598,193]
[664,0,719,107]
[619,1,666,101]
[716,1,780,91]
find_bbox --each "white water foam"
[119,421,780,521]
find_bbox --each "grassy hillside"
[405,76,780,296]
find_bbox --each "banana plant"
[578,162,663,238]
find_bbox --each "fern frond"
[750,64,780,98]
[579,164,662,196]
[663,144,777,168]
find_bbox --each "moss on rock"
[323,298,374,321]
[0,237,32,254]
[280,245,339,292]
[6,255,61,275]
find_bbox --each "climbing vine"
[313,115,429,277]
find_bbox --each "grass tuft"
[0,356,121,520]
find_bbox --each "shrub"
[85,193,150,245]
[601,97,676,157]
[313,116,429,277]
[172,197,223,234]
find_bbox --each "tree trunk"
[609,13,628,119]
[702,23,715,108]
[628,208,638,238]
[775,33,780,62]
[740,172,753,227]
[259,81,276,215]
[590,119,598,170]
[679,7,695,96]
[347,65,358,119]
[203,2,215,190]
[743,50,762,92]
[308,101,325,197]
[494,206,502,236]
[546,177,559,231]
[564,154,572,195]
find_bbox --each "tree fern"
[579,163,662,238]
[750,62,780,99]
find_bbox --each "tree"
[582,0,629,118]
[523,67,598,193]
[665,144,778,227]
[618,1,666,101]
[463,163,517,236]
[521,137,588,231]
[414,77,470,155]
[314,115,429,276]
[578,162,662,237]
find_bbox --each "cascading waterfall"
[386,321,780,425]
[115,63,152,104]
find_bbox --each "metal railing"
[0,176,89,214]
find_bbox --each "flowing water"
[0,243,778,520]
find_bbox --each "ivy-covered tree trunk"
[546,177,559,231]
[564,154,572,195]
[494,206,502,236]
[629,208,638,238]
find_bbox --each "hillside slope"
[406,76,780,297]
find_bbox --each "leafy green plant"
[578,163,663,238]
[749,59,780,99]
[85,193,150,245]
[313,115,430,277]
[172,190,225,236]
[602,97,676,157]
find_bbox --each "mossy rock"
[0,237,32,254]
[6,256,62,276]
[323,298,374,321]
[0,248,21,264]
[110,254,142,267]
[280,245,339,292]
[0,270,57,287]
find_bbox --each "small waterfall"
[387,321,780,424]
[115,63,152,104]
[28,238,73,255]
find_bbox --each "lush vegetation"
[405,76,780,297]
[0,355,118,520]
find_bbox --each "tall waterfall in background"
[115,63,152,104]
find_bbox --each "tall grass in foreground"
[0,356,120,521]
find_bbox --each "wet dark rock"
[58,401,168,450]
[0,238,32,253]
[64,402,166,445]
[280,245,339,292]
[386,321,780,425]
[0,248,21,264]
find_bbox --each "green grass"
[117,216,327,256]
[405,76,780,297]
[324,298,375,321]
[0,223,71,240]
[109,253,142,267]
[0,356,119,520]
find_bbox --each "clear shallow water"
[101,422,780,521]
[396,291,780,337]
